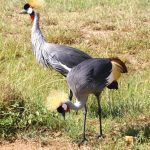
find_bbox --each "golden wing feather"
[112,61,121,80]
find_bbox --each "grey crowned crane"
[20,3,92,100]
[57,58,127,145]
[20,3,119,100]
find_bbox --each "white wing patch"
[106,70,114,85]
[59,62,71,72]
[47,54,72,72]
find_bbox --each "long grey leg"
[83,105,87,140]
[96,95,103,137]
[70,90,79,115]
[78,105,88,146]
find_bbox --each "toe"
[96,134,106,139]
[78,138,88,147]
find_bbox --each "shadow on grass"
[89,97,145,119]
[121,122,150,143]
[89,103,130,119]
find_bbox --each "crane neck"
[31,12,46,56]
[65,100,86,110]
[32,12,39,30]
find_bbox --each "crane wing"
[67,58,112,94]
[42,43,92,76]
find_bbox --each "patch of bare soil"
[0,139,72,150]
[0,137,94,150]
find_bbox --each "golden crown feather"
[28,0,46,8]
[45,90,68,111]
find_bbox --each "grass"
[0,0,150,149]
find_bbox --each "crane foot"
[76,111,78,115]
[96,134,106,139]
[78,138,88,147]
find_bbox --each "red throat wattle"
[62,103,70,113]
[66,107,70,112]
[30,15,34,22]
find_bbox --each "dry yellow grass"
[0,0,150,149]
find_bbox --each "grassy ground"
[0,0,150,149]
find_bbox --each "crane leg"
[83,105,87,140]
[96,96,105,138]
[69,89,73,101]
[69,90,79,115]
[78,105,88,146]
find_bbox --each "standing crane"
[20,3,119,100]
[57,58,127,145]
[20,3,92,100]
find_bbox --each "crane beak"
[61,111,65,120]
[19,10,28,14]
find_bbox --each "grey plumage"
[21,3,92,101]
[57,58,127,144]
[31,12,92,76]
[67,58,112,95]
[21,4,117,94]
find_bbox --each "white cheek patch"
[27,7,33,14]
[62,104,67,111]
